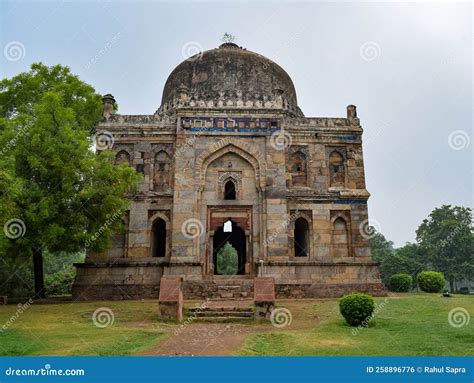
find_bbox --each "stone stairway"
[214,277,253,299]
[187,300,254,321]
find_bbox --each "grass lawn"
[0,300,169,356]
[0,294,472,356]
[238,294,474,356]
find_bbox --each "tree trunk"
[33,247,45,298]
[449,281,454,292]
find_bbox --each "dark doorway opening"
[213,220,246,275]
[151,218,166,257]
[224,180,236,200]
[294,217,309,257]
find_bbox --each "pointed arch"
[148,212,171,258]
[154,150,171,191]
[151,218,166,257]
[224,179,236,200]
[195,138,266,191]
[294,217,309,257]
[332,216,349,257]
[288,150,308,187]
[329,150,345,187]
[115,150,131,165]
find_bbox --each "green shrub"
[339,293,375,327]
[416,271,446,293]
[388,273,412,292]
[45,266,76,296]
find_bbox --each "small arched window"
[333,217,349,257]
[329,151,345,187]
[289,151,307,187]
[224,180,236,200]
[294,217,309,257]
[154,151,171,191]
[115,150,130,165]
[151,218,166,257]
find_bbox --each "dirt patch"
[141,322,270,356]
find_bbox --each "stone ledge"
[276,282,386,298]
[74,260,202,268]
[258,260,381,266]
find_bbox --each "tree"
[370,230,396,284]
[216,242,238,275]
[416,205,473,291]
[392,243,425,283]
[370,229,425,285]
[0,63,140,298]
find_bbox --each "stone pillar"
[0,296,7,305]
[254,277,275,320]
[158,277,184,321]
[102,94,116,119]
[346,104,357,119]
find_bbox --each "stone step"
[188,301,254,320]
[189,306,253,313]
[194,316,254,322]
[191,310,254,318]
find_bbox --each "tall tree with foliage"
[216,242,238,275]
[0,63,140,298]
[370,230,395,284]
[370,230,425,285]
[416,205,473,290]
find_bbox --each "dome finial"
[221,32,236,44]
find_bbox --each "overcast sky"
[1,1,472,247]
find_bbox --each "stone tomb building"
[73,43,384,300]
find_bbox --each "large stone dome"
[159,43,303,116]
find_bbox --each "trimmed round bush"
[388,273,412,292]
[416,271,445,293]
[339,293,375,327]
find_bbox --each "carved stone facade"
[72,43,384,300]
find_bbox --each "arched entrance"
[213,220,246,275]
[151,218,166,257]
[294,217,309,257]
